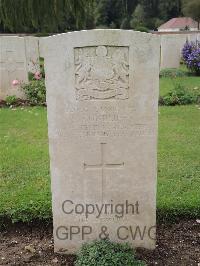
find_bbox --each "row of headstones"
[0,32,200,100]
[0,36,40,100]
[160,32,200,69]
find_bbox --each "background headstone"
[160,34,187,69]
[25,36,40,73]
[42,30,160,253]
[0,36,28,100]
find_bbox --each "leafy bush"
[39,57,45,78]
[22,79,46,105]
[182,41,200,76]
[19,57,46,106]
[34,32,51,37]
[134,26,149,32]
[28,72,35,81]
[159,84,199,106]
[159,68,188,78]
[5,95,17,106]
[75,240,146,266]
[28,58,45,81]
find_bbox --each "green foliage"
[28,72,35,81]
[95,0,125,28]
[22,79,46,105]
[160,68,188,78]
[0,0,33,32]
[39,57,45,78]
[28,58,44,81]
[75,240,146,266]
[120,17,131,29]
[95,0,184,30]
[0,0,94,33]
[134,26,149,32]
[0,0,187,32]
[5,95,17,106]
[182,0,200,29]
[130,4,145,29]
[159,84,199,105]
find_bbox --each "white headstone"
[0,36,28,100]
[25,36,40,73]
[187,32,200,42]
[42,30,160,253]
[160,34,187,69]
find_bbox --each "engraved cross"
[84,143,124,202]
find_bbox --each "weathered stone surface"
[42,30,160,253]
[0,36,28,99]
[25,36,40,73]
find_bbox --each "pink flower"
[12,79,20,86]
[34,71,42,80]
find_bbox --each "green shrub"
[75,240,146,266]
[39,57,45,78]
[28,71,35,81]
[22,79,46,105]
[160,68,188,78]
[34,32,51,37]
[134,26,149,32]
[5,95,17,106]
[28,58,45,81]
[159,84,199,106]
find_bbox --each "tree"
[95,0,124,28]
[158,0,182,20]
[95,0,138,28]
[0,0,33,32]
[0,0,94,33]
[130,4,145,28]
[182,0,200,29]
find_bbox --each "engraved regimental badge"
[74,46,129,100]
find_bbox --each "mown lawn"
[0,75,200,223]
[160,75,200,96]
[0,107,51,222]
[158,105,200,220]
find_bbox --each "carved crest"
[74,46,129,100]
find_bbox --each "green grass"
[160,76,200,96]
[0,72,200,223]
[0,107,51,222]
[158,105,200,220]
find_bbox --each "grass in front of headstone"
[160,75,200,97]
[158,105,200,221]
[0,104,200,224]
[0,107,51,223]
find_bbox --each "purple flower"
[182,40,200,75]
